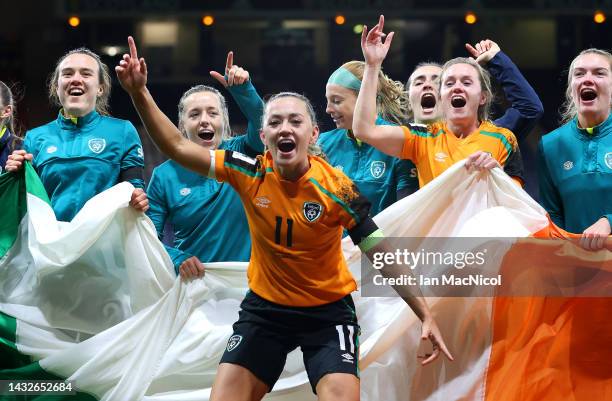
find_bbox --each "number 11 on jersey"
[274,216,293,247]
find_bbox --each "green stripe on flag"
[0,312,31,370]
[0,163,50,259]
[24,163,51,206]
[1,312,97,399]
[0,311,97,400]
[0,170,26,259]
[0,362,98,400]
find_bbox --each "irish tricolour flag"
[0,163,610,400]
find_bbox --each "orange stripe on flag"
[485,220,612,400]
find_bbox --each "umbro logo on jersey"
[180,188,191,196]
[605,152,612,170]
[303,202,323,222]
[370,161,386,179]
[434,152,448,162]
[88,138,106,154]
[46,146,57,154]
[255,196,271,208]
[563,161,574,170]
[226,334,243,352]
[341,353,354,363]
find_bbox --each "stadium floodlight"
[465,11,477,25]
[68,16,80,28]
[202,15,215,26]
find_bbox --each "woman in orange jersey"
[116,36,452,401]
[353,16,523,187]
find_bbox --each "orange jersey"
[400,121,520,187]
[212,149,374,306]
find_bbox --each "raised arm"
[116,36,211,177]
[352,15,405,158]
[211,52,265,154]
[466,39,544,140]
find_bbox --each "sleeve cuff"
[226,80,254,96]
[171,252,193,275]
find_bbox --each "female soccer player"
[406,39,543,141]
[146,52,264,277]
[5,48,148,218]
[321,61,418,215]
[353,16,523,187]
[0,81,21,173]
[538,48,612,250]
[404,39,542,188]
[117,36,452,401]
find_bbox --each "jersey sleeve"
[146,168,193,273]
[22,130,39,164]
[210,149,262,197]
[120,121,145,189]
[145,167,168,237]
[226,80,265,154]
[503,143,525,186]
[537,140,565,228]
[489,51,544,141]
[496,128,519,166]
[400,124,428,161]
[395,158,419,197]
[22,130,32,153]
[327,177,378,244]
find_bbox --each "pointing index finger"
[465,43,478,57]
[226,51,234,73]
[128,36,138,60]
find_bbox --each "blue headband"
[327,67,362,91]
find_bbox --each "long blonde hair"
[342,60,409,125]
[560,48,612,124]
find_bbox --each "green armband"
[358,228,385,253]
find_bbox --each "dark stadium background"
[2,0,611,199]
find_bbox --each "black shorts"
[220,290,360,393]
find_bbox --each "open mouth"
[277,138,296,153]
[68,88,84,96]
[421,93,437,110]
[197,130,215,141]
[580,88,597,101]
[451,95,467,108]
